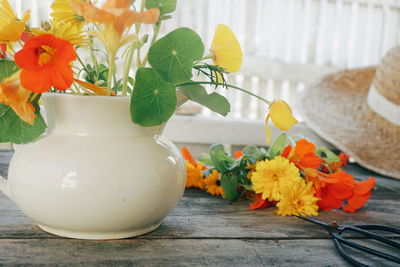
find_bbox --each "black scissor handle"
[341,225,400,249]
[354,224,400,235]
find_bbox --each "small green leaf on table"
[209,144,234,173]
[268,133,287,157]
[178,84,230,116]
[130,68,177,127]
[221,173,240,201]
[148,28,204,84]
[145,0,177,15]
[0,101,46,144]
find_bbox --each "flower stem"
[107,52,116,96]
[121,46,135,96]
[140,22,161,66]
[178,81,272,105]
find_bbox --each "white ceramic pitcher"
[0,93,186,239]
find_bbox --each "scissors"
[296,215,400,267]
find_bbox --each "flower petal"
[249,194,271,210]
[269,100,298,131]
[210,24,243,73]
[343,192,371,213]
[353,177,376,195]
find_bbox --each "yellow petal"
[269,100,297,131]
[21,10,30,22]
[210,24,243,73]
[0,21,25,42]
[0,0,17,26]
[265,114,271,144]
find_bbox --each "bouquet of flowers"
[182,134,376,216]
[0,0,297,144]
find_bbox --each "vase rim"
[42,92,131,100]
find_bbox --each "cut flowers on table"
[0,0,297,144]
[182,134,377,217]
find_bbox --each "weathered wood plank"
[0,188,399,240]
[0,239,354,266]
[0,150,399,240]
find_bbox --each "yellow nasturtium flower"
[265,100,298,144]
[210,24,243,73]
[0,0,30,42]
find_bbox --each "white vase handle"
[0,174,12,200]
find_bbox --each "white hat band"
[367,85,400,126]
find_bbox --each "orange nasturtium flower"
[265,100,297,144]
[282,139,322,170]
[0,0,30,43]
[181,147,206,189]
[14,34,76,93]
[71,0,159,53]
[0,71,36,125]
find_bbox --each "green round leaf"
[145,0,177,15]
[0,101,47,144]
[178,84,230,116]
[148,28,204,84]
[130,68,177,126]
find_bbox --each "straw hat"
[298,45,400,179]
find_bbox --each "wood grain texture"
[0,151,399,266]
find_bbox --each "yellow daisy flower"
[276,179,319,217]
[265,100,298,144]
[51,0,85,27]
[33,21,89,47]
[251,156,300,201]
[185,161,205,189]
[210,24,243,73]
[0,0,30,42]
[204,169,225,198]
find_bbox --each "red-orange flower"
[249,193,271,210]
[343,177,375,212]
[282,139,322,169]
[317,171,375,212]
[14,34,76,93]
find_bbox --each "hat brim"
[298,67,400,179]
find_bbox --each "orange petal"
[50,63,74,91]
[299,152,322,169]
[281,145,292,158]
[295,139,316,158]
[339,152,350,167]
[353,177,376,195]
[234,151,243,159]
[20,68,53,93]
[328,171,355,200]
[74,79,116,96]
[317,187,343,211]
[181,147,198,166]
[102,0,132,9]
[249,194,271,210]
[343,192,371,213]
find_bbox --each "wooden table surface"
[0,150,399,266]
